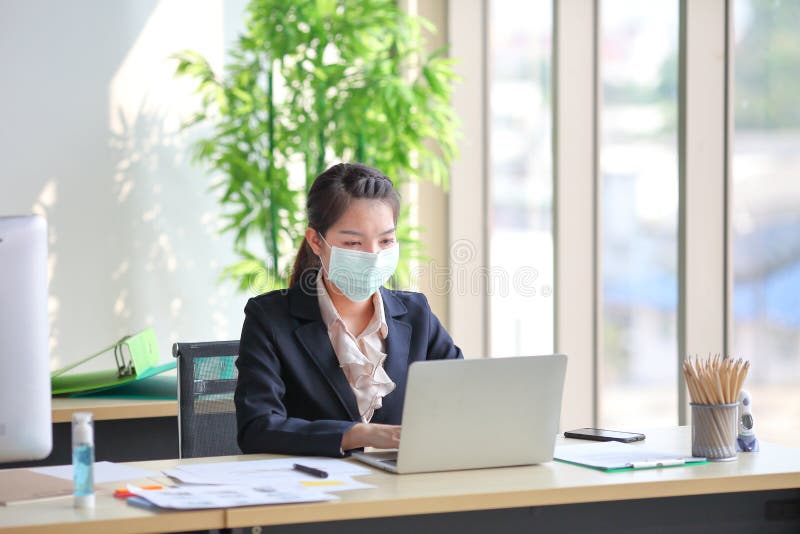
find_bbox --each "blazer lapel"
[294,322,360,421]
[287,278,414,422]
[380,288,411,384]
[289,280,360,421]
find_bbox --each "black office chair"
[172,340,241,458]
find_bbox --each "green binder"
[51,328,175,396]
[69,366,177,399]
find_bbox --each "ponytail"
[289,237,320,287]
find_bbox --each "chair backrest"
[172,340,240,458]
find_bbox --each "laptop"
[351,354,567,474]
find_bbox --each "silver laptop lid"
[396,354,567,473]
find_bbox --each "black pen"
[293,463,329,479]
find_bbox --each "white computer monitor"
[0,215,52,462]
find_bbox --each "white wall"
[0,0,249,369]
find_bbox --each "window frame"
[447,0,733,428]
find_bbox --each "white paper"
[173,457,370,478]
[30,461,159,483]
[163,469,373,492]
[162,468,218,486]
[129,483,337,510]
[554,441,703,470]
[163,458,374,492]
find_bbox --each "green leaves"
[174,0,459,293]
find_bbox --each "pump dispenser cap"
[72,412,94,444]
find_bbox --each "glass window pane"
[733,0,800,446]
[599,0,679,428]
[488,0,554,357]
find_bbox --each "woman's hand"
[341,423,401,451]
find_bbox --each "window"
[733,0,800,446]
[488,0,554,357]
[599,0,679,428]
[452,0,797,440]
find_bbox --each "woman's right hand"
[342,423,401,451]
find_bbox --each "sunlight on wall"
[32,180,61,359]
[109,0,226,138]
[1,0,248,370]
[101,0,242,360]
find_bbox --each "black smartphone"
[563,428,645,443]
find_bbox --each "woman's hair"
[289,163,400,287]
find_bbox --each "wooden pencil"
[683,354,750,457]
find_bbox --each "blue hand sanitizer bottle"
[72,412,95,508]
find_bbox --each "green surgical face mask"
[318,233,399,302]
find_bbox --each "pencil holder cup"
[691,403,738,461]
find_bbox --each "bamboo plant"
[174,0,458,292]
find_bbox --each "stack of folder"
[50,328,176,399]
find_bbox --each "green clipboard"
[553,441,709,472]
[553,456,709,472]
[51,328,171,396]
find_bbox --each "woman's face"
[306,199,396,268]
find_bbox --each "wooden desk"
[0,399,178,469]
[0,477,225,534]
[1,427,798,533]
[225,427,800,531]
[50,397,177,423]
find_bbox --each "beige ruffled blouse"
[316,272,396,422]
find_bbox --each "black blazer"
[235,273,463,457]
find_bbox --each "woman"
[235,163,462,457]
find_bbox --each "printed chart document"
[163,457,375,493]
[554,441,707,472]
[128,484,336,510]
